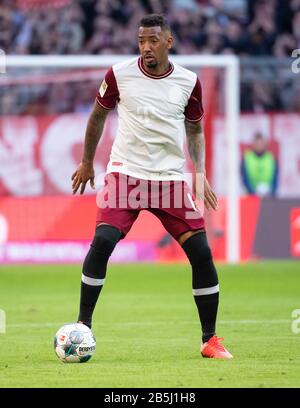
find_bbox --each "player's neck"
[142,57,171,76]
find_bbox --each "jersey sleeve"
[184,78,204,122]
[96,67,120,109]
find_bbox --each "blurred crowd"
[1,0,300,114]
[1,0,300,56]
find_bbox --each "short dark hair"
[139,14,170,31]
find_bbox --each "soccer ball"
[54,323,96,363]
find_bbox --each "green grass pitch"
[0,261,300,388]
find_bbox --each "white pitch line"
[7,322,65,328]
[220,319,290,324]
[5,319,291,329]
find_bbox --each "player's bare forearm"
[72,102,109,195]
[185,120,205,174]
[185,119,218,210]
[82,101,109,164]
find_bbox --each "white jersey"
[96,56,203,181]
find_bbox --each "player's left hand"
[203,177,218,211]
[71,161,95,195]
[194,173,218,211]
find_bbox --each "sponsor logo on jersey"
[112,161,123,166]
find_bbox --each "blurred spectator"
[0,0,298,57]
[241,132,278,197]
[251,81,282,112]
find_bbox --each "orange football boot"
[201,336,233,359]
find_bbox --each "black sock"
[78,244,107,328]
[194,292,219,343]
[78,283,103,329]
[181,232,219,344]
[78,225,120,328]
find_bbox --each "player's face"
[138,26,173,68]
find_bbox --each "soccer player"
[72,14,233,359]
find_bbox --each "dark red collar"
[138,57,174,79]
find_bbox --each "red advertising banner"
[0,114,115,196]
[0,195,186,263]
[0,194,261,263]
[1,113,300,197]
[1,113,299,263]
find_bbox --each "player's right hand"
[71,161,95,195]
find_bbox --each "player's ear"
[166,34,173,50]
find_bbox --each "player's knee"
[182,232,218,288]
[82,225,121,280]
[181,232,212,266]
[91,224,121,257]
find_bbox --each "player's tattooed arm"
[82,102,109,164]
[185,120,218,211]
[185,120,205,173]
[72,102,109,195]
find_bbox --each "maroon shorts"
[96,172,205,240]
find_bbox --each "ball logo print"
[291,309,300,334]
[54,323,96,363]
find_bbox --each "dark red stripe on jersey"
[96,67,120,110]
[184,78,204,122]
[138,57,174,79]
[95,97,112,110]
